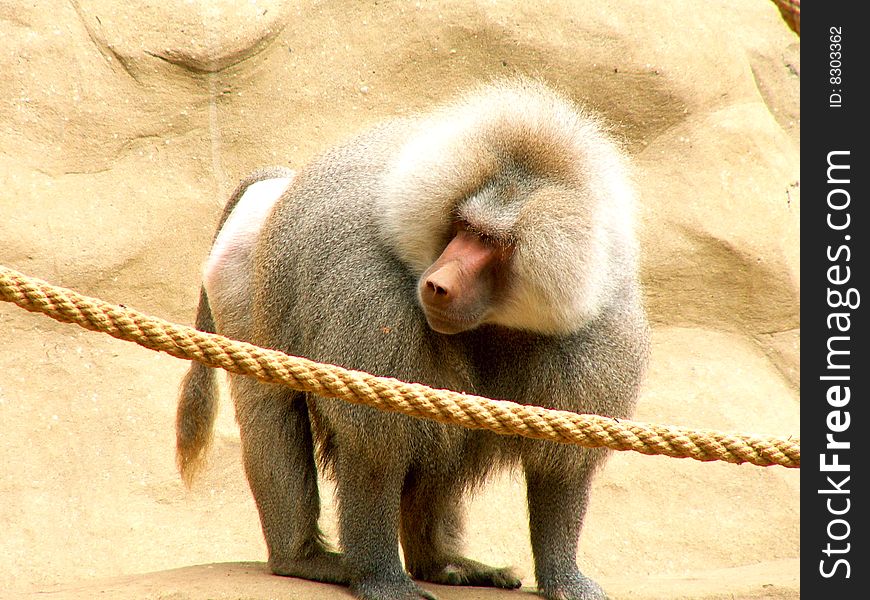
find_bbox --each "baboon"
[177,78,649,600]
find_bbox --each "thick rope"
[0,265,800,468]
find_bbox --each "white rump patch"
[203,176,294,338]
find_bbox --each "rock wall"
[0,1,799,598]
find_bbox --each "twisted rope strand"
[0,265,800,468]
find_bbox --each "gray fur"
[177,79,649,600]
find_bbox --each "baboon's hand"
[352,576,438,600]
[410,556,522,589]
[538,572,608,600]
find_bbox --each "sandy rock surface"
[1,1,799,599]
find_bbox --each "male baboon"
[177,78,649,600]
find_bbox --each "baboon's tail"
[176,287,220,486]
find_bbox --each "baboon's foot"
[269,549,350,584]
[536,571,608,600]
[411,556,522,589]
[352,573,437,600]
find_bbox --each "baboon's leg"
[400,473,521,589]
[524,445,608,600]
[232,376,347,583]
[333,439,435,600]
